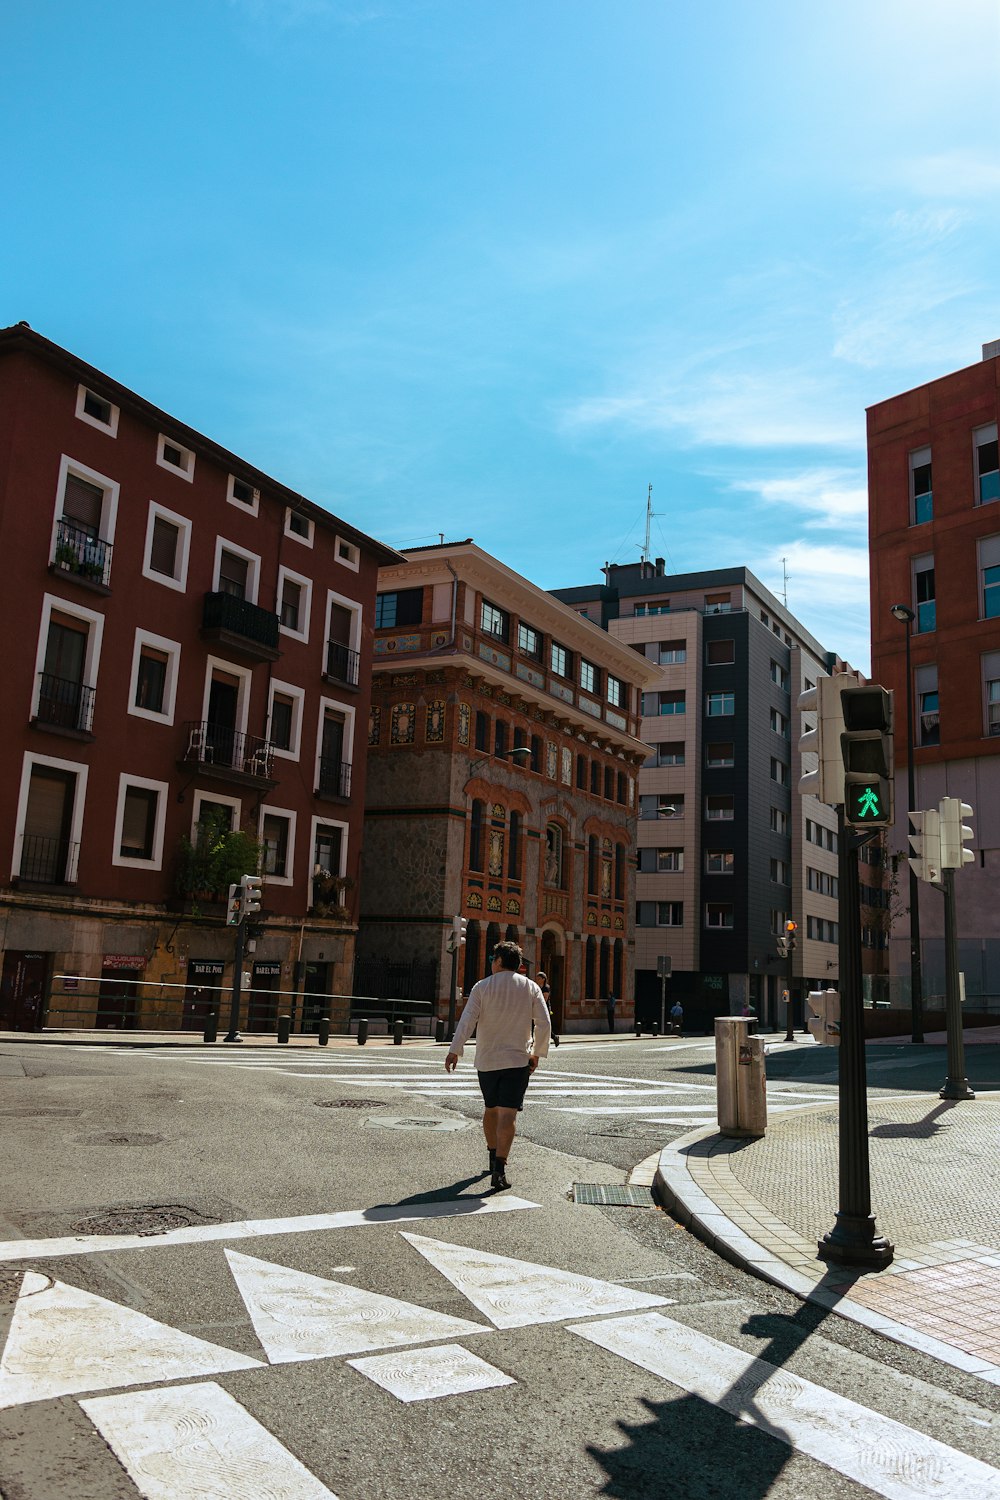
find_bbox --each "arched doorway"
[539,927,565,1031]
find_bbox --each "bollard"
[435,1018,446,1044]
[357,1019,368,1046]
[318,1015,330,1047]
[203,1012,218,1044]
[651,1019,659,1036]
[393,1019,404,1046]
[635,1020,642,1037]
[277,1014,291,1045]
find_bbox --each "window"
[469,800,484,871]
[909,446,932,525]
[915,663,939,746]
[375,588,423,629]
[278,567,312,640]
[659,640,686,664]
[607,675,623,708]
[770,807,788,835]
[227,475,259,513]
[270,694,294,751]
[480,599,508,641]
[517,622,540,658]
[706,639,734,665]
[32,595,104,733]
[285,509,314,545]
[267,680,304,759]
[985,652,1000,736]
[807,916,839,943]
[639,794,683,819]
[657,692,686,716]
[705,903,733,928]
[770,858,790,884]
[770,708,788,736]
[474,711,489,752]
[705,794,734,821]
[76,385,119,435]
[705,741,733,768]
[580,659,598,694]
[215,540,260,604]
[530,734,542,772]
[603,765,614,800]
[508,810,522,880]
[975,424,999,505]
[913,555,935,633]
[544,823,565,887]
[806,819,838,853]
[313,819,346,880]
[261,810,295,882]
[336,537,360,571]
[143,504,190,591]
[980,535,1000,620]
[156,434,195,481]
[706,851,734,874]
[770,660,788,689]
[129,630,180,726]
[650,848,683,872]
[807,867,839,898]
[634,602,671,616]
[550,641,569,677]
[706,692,734,716]
[494,720,508,757]
[705,592,731,612]
[770,757,788,786]
[113,775,167,869]
[657,902,683,926]
[53,458,119,587]
[653,741,685,766]
[325,594,361,685]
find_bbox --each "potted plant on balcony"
[173,809,262,915]
[309,870,354,921]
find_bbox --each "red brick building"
[868,340,1000,1005]
[0,323,398,1031]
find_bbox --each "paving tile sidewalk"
[654,1090,1000,1387]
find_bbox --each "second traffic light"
[841,685,893,829]
[452,915,468,947]
[239,873,263,919]
[908,809,941,884]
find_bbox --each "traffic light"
[841,685,893,829]
[908,809,941,885]
[805,989,841,1046]
[785,919,797,949]
[939,797,974,870]
[239,873,263,919]
[776,935,788,959]
[453,915,468,946]
[797,674,849,805]
[226,883,242,927]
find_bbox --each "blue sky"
[6,0,1000,671]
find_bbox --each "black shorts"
[477,1064,532,1111]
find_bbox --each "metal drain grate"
[315,1098,388,1109]
[572,1183,655,1207]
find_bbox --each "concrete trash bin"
[715,1016,767,1138]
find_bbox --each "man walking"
[445,940,551,1191]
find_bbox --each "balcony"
[34,673,96,738]
[324,640,360,688]
[18,833,79,885]
[180,721,278,789]
[316,756,352,801]
[201,591,281,662]
[51,518,112,591]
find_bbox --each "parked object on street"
[715,1015,767,1138]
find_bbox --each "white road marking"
[347,1343,515,1402]
[401,1233,675,1329]
[226,1249,488,1362]
[0,1273,261,1410]
[82,1381,338,1499]
[568,1313,1000,1500]
[0,1194,539,1264]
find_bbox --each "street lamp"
[469,745,533,773]
[890,602,924,1043]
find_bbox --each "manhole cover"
[363,1117,469,1132]
[314,1099,388,1109]
[0,1108,82,1118]
[71,1205,208,1236]
[572,1183,655,1207]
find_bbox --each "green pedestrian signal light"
[846,779,890,826]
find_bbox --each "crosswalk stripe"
[348,1343,515,1403]
[568,1313,1000,1500]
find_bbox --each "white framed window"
[607,674,623,708]
[314,695,356,796]
[260,805,297,885]
[51,456,121,586]
[227,475,260,515]
[550,641,569,677]
[580,659,597,694]
[201,656,254,743]
[75,385,119,436]
[13,750,89,884]
[324,590,362,686]
[129,629,181,725]
[311,816,348,878]
[285,508,314,546]
[335,535,360,572]
[31,594,105,726]
[156,434,195,481]
[277,565,312,642]
[213,537,260,604]
[112,774,169,869]
[191,790,241,840]
[142,502,192,592]
[267,678,305,759]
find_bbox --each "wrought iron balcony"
[52,518,113,589]
[317,756,352,800]
[182,721,276,784]
[18,833,79,885]
[324,640,360,687]
[201,591,281,660]
[35,673,95,734]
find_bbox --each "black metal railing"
[325,640,360,686]
[36,673,95,732]
[18,833,79,884]
[317,756,352,799]
[183,720,274,778]
[202,591,280,651]
[53,518,112,588]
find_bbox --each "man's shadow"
[362,1172,493,1221]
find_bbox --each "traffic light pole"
[447,940,458,1042]
[818,808,893,1269]
[939,867,975,1101]
[784,941,795,1042]
[224,917,246,1044]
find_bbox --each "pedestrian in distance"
[670,999,683,1035]
[606,992,617,1033]
[535,970,558,1046]
[445,940,551,1192]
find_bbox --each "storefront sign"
[253,963,282,978]
[189,961,225,979]
[102,955,147,971]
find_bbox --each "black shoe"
[491,1168,511,1191]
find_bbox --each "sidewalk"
[654,1035,1000,1388]
[0,1027,635,1049]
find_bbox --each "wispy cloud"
[751,539,872,671]
[901,151,1000,200]
[731,469,868,531]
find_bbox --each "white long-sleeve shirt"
[450,969,551,1072]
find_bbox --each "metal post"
[318,1015,330,1047]
[659,974,666,1036]
[447,943,458,1041]
[784,947,795,1042]
[939,868,975,1100]
[393,1018,404,1045]
[224,920,245,1043]
[203,1012,217,1045]
[818,808,893,1268]
[901,619,924,1043]
[357,1018,368,1046]
[277,1014,291,1045]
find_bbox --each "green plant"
[309,870,354,920]
[174,809,263,902]
[55,542,79,570]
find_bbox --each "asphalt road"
[1,1036,998,1500]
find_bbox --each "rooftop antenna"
[639,483,655,574]
[439,533,445,545]
[781,556,789,608]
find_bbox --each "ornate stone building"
[358,541,654,1032]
